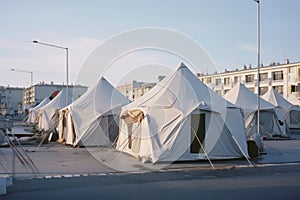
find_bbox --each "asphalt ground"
[3,164,300,200]
[1,124,300,199]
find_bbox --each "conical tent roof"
[262,88,300,130]
[38,89,70,131]
[224,83,286,138]
[224,83,275,117]
[117,63,249,163]
[27,96,51,123]
[262,88,295,109]
[125,63,237,113]
[61,77,130,146]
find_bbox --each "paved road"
[3,164,300,200]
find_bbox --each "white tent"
[262,88,300,130]
[224,83,286,138]
[27,97,51,124]
[58,77,130,147]
[37,90,70,131]
[116,63,249,163]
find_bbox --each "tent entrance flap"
[190,113,205,153]
[121,109,145,153]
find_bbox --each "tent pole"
[191,128,215,169]
[255,0,261,138]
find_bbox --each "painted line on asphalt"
[12,162,300,180]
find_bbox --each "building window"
[259,87,268,95]
[206,77,211,84]
[273,85,284,94]
[259,73,268,82]
[245,74,255,83]
[215,78,221,85]
[224,77,230,85]
[234,76,241,83]
[290,85,300,93]
[272,71,283,81]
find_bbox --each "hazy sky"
[1,0,299,87]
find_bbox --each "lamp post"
[254,0,261,137]
[11,68,33,86]
[32,40,69,105]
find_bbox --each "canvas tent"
[57,77,130,147]
[37,89,70,131]
[224,83,287,138]
[262,88,300,131]
[27,97,51,124]
[116,63,249,163]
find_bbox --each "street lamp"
[254,0,261,137]
[32,40,69,105]
[11,68,33,86]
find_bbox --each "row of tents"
[26,63,300,163]
[225,82,300,139]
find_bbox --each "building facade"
[0,86,24,115]
[116,81,156,101]
[198,61,300,105]
[23,82,88,108]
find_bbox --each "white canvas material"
[224,83,287,138]
[116,63,249,163]
[262,88,300,130]
[37,90,70,131]
[57,77,129,147]
[27,97,51,124]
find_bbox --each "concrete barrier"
[0,175,13,195]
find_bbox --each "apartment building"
[198,60,300,105]
[0,86,24,115]
[116,81,156,101]
[23,82,88,108]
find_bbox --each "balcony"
[259,78,271,86]
[212,84,223,90]
[272,78,284,83]
[259,78,269,84]
[244,81,255,87]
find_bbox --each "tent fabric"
[27,97,51,124]
[48,109,60,131]
[57,77,129,147]
[224,83,286,138]
[116,63,249,163]
[58,108,75,144]
[37,90,70,131]
[262,88,300,130]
